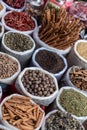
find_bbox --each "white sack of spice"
[0,94,45,130]
[56,86,87,123]
[32,47,68,80]
[0,124,9,130]
[65,66,87,94]
[41,109,85,130]
[1,31,35,68]
[15,67,59,106]
[0,52,21,85]
[67,40,87,69]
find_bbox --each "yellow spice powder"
[0,4,3,11]
[77,42,87,60]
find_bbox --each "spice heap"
[39,7,83,50]
[77,42,87,60]
[69,67,87,91]
[59,89,87,116]
[35,50,65,73]
[21,69,56,96]
[0,53,18,79]
[4,11,35,31]
[3,0,25,9]
[45,110,84,130]
[0,3,3,11]
[2,95,44,130]
[4,32,33,52]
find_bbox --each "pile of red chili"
[3,0,25,9]
[4,11,35,31]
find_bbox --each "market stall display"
[0,0,87,129]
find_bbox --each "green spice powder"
[59,89,87,117]
[4,33,33,52]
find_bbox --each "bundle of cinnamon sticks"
[2,95,44,130]
[39,7,83,50]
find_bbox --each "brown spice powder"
[77,42,87,60]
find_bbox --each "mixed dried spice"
[35,50,65,74]
[0,3,3,11]
[4,11,35,31]
[77,42,87,60]
[45,110,84,130]
[21,69,56,97]
[59,89,87,116]
[3,0,25,9]
[4,32,33,52]
[69,67,87,91]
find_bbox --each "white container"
[0,22,4,38]
[33,27,71,55]
[67,40,87,68]
[56,86,87,123]
[0,86,2,101]
[65,66,87,95]
[0,1,6,18]
[0,94,45,130]
[41,109,85,130]
[1,0,25,12]
[15,67,59,106]
[1,31,36,68]
[0,52,21,85]
[2,11,37,35]
[32,47,68,80]
[0,124,9,130]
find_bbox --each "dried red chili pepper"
[4,11,35,31]
[3,0,25,9]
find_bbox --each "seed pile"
[4,32,33,52]
[39,7,83,50]
[83,120,87,130]
[21,70,56,97]
[45,110,84,130]
[59,89,87,116]
[35,50,65,73]
[0,54,18,79]
[2,95,44,130]
[70,67,87,91]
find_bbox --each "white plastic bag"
[0,52,21,85]
[56,86,87,123]
[15,67,59,106]
[32,47,68,80]
[0,22,4,38]
[67,40,87,68]
[0,124,9,130]
[1,0,25,12]
[33,27,71,55]
[0,94,45,130]
[1,31,36,68]
[1,11,37,35]
[0,1,6,18]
